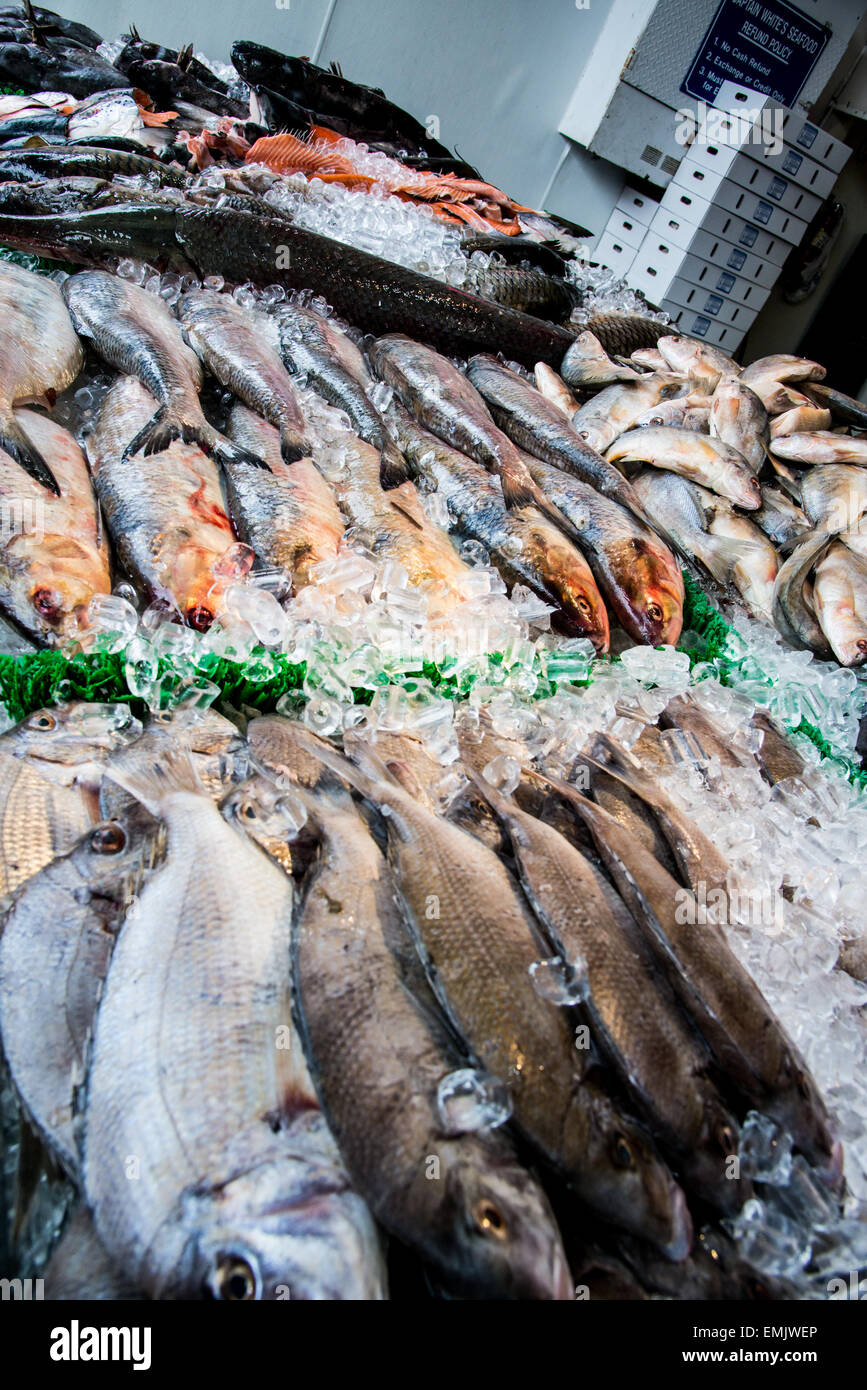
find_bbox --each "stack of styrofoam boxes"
[593,82,850,352]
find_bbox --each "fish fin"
[762,442,802,502]
[0,411,59,493]
[106,740,204,816]
[122,404,187,460]
[211,436,273,472]
[502,471,584,544]
[379,443,411,490]
[177,43,194,72]
[278,433,309,465]
[388,485,426,530]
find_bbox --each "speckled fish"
[709,378,768,474]
[812,541,867,667]
[461,260,577,322]
[571,374,683,454]
[87,376,236,630]
[297,733,690,1257]
[224,404,344,592]
[770,405,832,438]
[44,1207,145,1301]
[250,765,574,1298]
[367,334,576,535]
[0,409,110,645]
[470,771,746,1214]
[465,353,645,514]
[533,362,579,421]
[756,486,812,547]
[607,427,761,509]
[580,312,667,357]
[656,336,739,393]
[0,701,141,900]
[63,270,262,469]
[0,803,164,1176]
[771,431,867,466]
[559,330,641,388]
[772,531,833,658]
[269,299,407,488]
[177,287,312,462]
[519,452,684,646]
[83,741,387,1300]
[532,768,840,1180]
[387,402,609,649]
[0,259,84,492]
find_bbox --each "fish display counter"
[0,3,864,1312]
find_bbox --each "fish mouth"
[186,603,215,631]
[661,1184,693,1263]
[813,1137,845,1191]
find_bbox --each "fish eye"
[473,1199,508,1240]
[647,602,663,622]
[240,801,258,821]
[212,1255,258,1300]
[90,823,127,855]
[26,711,56,731]
[716,1124,735,1154]
[576,596,593,618]
[612,1133,635,1170]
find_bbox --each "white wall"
[54,0,624,235]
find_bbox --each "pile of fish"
[555,332,867,668]
[1,689,861,1301]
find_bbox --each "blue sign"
[682,0,829,106]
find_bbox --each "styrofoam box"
[649,203,709,252]
[677,254,774,310]
[665,278,753,329]
[615,187,658,228]
[672,157,822,228]
[707,83,850,182]
[658,303,751,351]
[593,231,637,277]
[699,206,791,266]
[686,135,838,200]
[659,178,808,245]
[626,229,779,302]
[602,208,646,251]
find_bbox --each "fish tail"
[106,740,204,816]
[379,438,411,490]
[211,434,273,473]
[0,409,59,493]
[122,403,188,460]
[278,429,310,466]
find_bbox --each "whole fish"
[581,312,667,357]
[0,258,83,492]
[560,331,641,388]
[0,37,130,97]
[520,453,684,646]
[224,404,344,591]
[772,531,833,658]
[462,261,577,322]
[296,732,690,1257]
[0,6,103,47]
[771,431,867,466]
[0,144,189,188]
[607,427,761,509]
[571,375,683,454]
[631,394,711,430]
[533,362,579,421]
[84,741,387,1300]
[756,486,812,547]
[0,409,110,644]
[387,403,610,649]
[304,409,473,615]
[709,378,768,473]
[801,465,867,535]
[177,287,312,462]
[273,772,574,1298]
[471,771,747,1214]
[465,353,646,515]
[0,802,164,1175]
[770,405,832,438]
[659,695,752,773]
[99,707,247,820]
[656,336,739,392]
[44,1207,144,1301]
[631,470,747,587]
[706,507,779,623]
[803,381,867,430]
[532,769,840,1180]
[0,701,141,899]
[631,348,668,371]
[741,354,825,397]
[812,542,867,667]
[87,376,237,630]
[63,270,263,469]
[269,299,407,487]
[368,334,577,533]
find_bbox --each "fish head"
[164,1135,386,1301]
[165,544,225,631]
[65,805,165,925]
[11,701,143,768]
[688,1100,753,1215]
[18,535,109,645]
[574,1088,692,1260]
[617,538,685,645]
[536,529,609,652]
[768,1054,843,1185]
[429,1140,573,1299]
